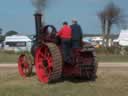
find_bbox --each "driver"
[57,21,72,64]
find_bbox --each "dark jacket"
[70,24,83,40]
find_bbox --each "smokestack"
[31,0,46,41]
[34,13,42,41]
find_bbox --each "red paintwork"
[62,48,94,78]
[38,25,95,79]
[62,64,80,77]
[18,54,29,77]
[35,45,53,83]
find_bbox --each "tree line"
[0,29,18,42]
[98,2,127,48]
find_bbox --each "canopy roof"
[4,35,32,42]
[118,30,128,40]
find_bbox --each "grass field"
[0,50,128,63]
[97,55,128,62]
[0,50,19,63]
[0,68,128,96]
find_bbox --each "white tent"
[5,35,31,42]
[114,30,128,46]
[4,35,32,52]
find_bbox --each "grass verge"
[0,50,19,63]
[97,55,128,62]
[0,50,128,63]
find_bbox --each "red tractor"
[18,13,98,83]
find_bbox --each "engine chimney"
[34,13,42,41]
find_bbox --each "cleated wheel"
[35,43,62,83]
[18,54,33,77]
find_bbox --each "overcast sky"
[0,0,128,35]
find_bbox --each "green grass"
[0,70,128,96]
[97,55,128,62]
[0,49,128,63]
[0,50,19,63]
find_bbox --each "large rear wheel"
[35,43,62,83]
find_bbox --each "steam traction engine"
[18,13,98,83]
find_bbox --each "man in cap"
[70,19,83,48]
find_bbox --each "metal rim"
[18,54,32,77]
[35,45,53,83]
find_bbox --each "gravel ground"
[0,62,128,96]
[0,62,128,75]
[0,62,128,67]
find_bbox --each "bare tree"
[98,2,127,47]
[98,11,106,46]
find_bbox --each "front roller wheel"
[35,43,63,83]
[18,54,33,77]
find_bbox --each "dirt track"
[0,62,128,96]
[0,62,128,67]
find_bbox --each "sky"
[0,0,128,35]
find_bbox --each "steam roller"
[18,13,98,83]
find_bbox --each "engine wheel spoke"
[35,43,62,83]
[18,54,33,77]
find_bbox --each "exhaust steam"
[31,0,46,13]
